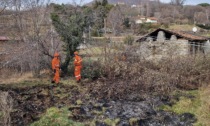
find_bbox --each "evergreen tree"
[51,5,85,73]
[198,3,210,7]
[102,0,108,6]
[92,0,113,36]
[123,17,130,28]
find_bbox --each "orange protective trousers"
[52,57,60,84]
[74,55,82,81]
[53,68,60,84]
[74,66,81,81]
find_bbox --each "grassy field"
[1,67,210,126]
[160,86,210,126]
[30,107,83,126]
[168,24,210,37]
[1,36,210,125]
[168,24,196,31]
[5,77,209,126]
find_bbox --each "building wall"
[137,40,189,61]
[204,40,210,54]
[135,19,143,24]
[146,19,157,23]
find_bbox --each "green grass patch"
[168,24,195,31]
[159,89,210,126]
[129,118,138,125]
[61,78,78,86]
[30,107,84,126]
[80,47,104,56]
[104,118,120,126]
[200,33,210,37]
[160,90,200,114]
[166,96,200,114]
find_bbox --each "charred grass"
[0,82,85,126]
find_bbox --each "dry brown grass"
[0,92,13,126]
[169,24,195,31]
[0,69,52,84]
[87,53,210,100]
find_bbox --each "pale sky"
[53,0,210,5]
[161,0,210,5]
[53,0,91,5]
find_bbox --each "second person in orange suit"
[74,51,82,83]
[52,52,60,84]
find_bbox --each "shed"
[136,28,209,42]
[135,28,210,60]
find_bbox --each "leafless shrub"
[0,0,61,78]
[0,91,13,126]
[87,46,210,100]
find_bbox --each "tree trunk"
[61,50,72,74]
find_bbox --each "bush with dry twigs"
[88,51,210,100]
[0,92,13,126]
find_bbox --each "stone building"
[136,28,210,60]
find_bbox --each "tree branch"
[0,6,6,14]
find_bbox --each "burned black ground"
[0,83,196,126]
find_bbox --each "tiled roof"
[137,28,209,42]
[161,28,208,41]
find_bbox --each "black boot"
[77,79,81,83]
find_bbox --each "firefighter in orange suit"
[74,51,82,82]
[52,52,60,84]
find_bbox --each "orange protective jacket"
[52,57,60,70]
[74,55,82,81]
[52,53,60,84]
[74,55,82,66]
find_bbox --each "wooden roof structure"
[136,28,210,42]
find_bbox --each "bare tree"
[160,5,173,18]
[0,6,6,14]
[205,9,209,22]
[0,92,13,126]
[0,0,61,77]
[0,0,13,14]
[107,5,123,36]
[183,5,204,24]
[194,11,207,24]
[203,6,210,24]
[146,1,151,17]
[170,0,186,6]
[70,0,84,6]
